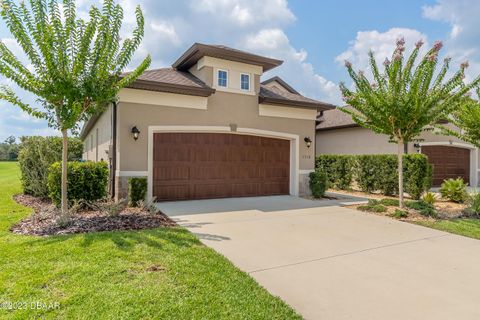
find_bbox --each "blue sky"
[0,0,479,141]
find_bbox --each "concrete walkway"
[158,195,480,320]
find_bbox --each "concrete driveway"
[158,195,480,320]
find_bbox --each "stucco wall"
[83,105,112,162]
[316,125,480,186]
[316,127,397,155]
[316,125,476,156]
[117,90,316,173]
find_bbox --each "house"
[80,43,335,201]
[316,108,479,187]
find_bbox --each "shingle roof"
[316,107,358,130]
[172,43,283,72]
[259,83,335,110]
[124,68,215,97]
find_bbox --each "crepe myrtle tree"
[0,0,151,216]
[438,86,480,148]
[339,38,480,207]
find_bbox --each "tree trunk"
[398,140,404,208]
[61,129,69,216]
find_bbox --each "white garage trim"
[115,171,148,177]
[147,125,300,201]
[419,141,478,187]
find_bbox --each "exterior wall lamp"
[304,137,312,148]
[413,143,421,153]
[131,126,140,141]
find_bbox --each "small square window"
[240,74,250,91]
[218,70,228,87]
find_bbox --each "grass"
[0,162,301,319]
[415,219,480,240]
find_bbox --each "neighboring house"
[81,43,335,201]
[316,108,480,187]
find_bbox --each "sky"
[1,0,479,141]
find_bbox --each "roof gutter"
[259,97,336,111]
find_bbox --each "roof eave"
[316,123,360,131]
[259,96,336,111]
[128,79,215,97]
[172,43,283,72]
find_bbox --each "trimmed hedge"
[18,136,83,198]
[309,170,328,198]
[315,155,353,189]
[316,154,432,199]
[128,177,148,207]
[47,161,109,206]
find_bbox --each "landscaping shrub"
[128,177,148,207]
[48,161,108,206]
[422,192,437,205]
[404,154,433,200]
[18,136,83,198]
[357,204,387,213]
[391,209,408,218]
[466,192,480,217]
[356,155,383,193]
[315,154,431,197]
[439,178,468,203]
[379,198,400,206]
[309,170,328,198]
[316,155,353,189]
[405,200,437,217]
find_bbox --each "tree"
[340,38,480,207]
[437,87,480,148]
[0,0,151,215]
[4,135,15,145]
[0,136,19,161]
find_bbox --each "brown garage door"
[153,133,290,201]
[422,146,470,186]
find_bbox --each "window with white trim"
[240,73,250,91]
[217,70,228,87]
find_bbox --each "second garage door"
[422,145,470,186]
[153,133,290,201]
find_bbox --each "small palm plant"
[340,38,480,207]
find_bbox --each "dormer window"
[240,73,250,91]
[217,70,228,87]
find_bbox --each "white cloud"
[243,29,340,103]
[0,0,341,140]
[150,21,181,47]
[423,0,480,82]
[335,28,429,73]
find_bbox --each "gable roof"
[316,107,358,130]
[172,43,283,72]
[261,76,300,94]
[259,77,335,111]
[124,68,215,97]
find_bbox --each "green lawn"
[0,162,300,319]
[415,219,480,240]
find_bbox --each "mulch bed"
[11,194,176,236]
[332,188,470,221]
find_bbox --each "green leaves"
[438,88,480,147]
[0,0,151,131]
[340,39,480,143]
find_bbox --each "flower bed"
[11,195,176,236]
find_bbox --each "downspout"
[111,102,118,199]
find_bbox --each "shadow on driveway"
[157,193,369,217]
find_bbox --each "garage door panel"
[153,133,290,201]
[422,146,470,187]
[194,183,232,199]
[154,184,190,201]
[153,165,190,181]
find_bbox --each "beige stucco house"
[316,108,480,187]
[81,43,334,201]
